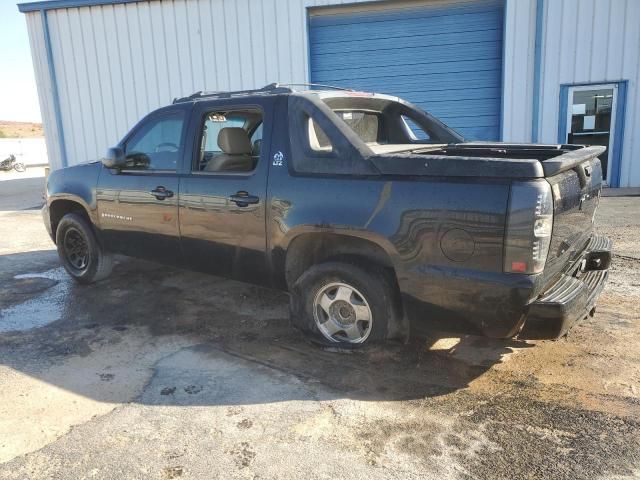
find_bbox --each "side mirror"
[101,147,126,169]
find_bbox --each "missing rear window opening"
[337,110,380,143]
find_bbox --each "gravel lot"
[0,173,638,479]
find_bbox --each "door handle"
[150,186,174,200]
[229,191,259,207]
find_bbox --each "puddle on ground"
[0,267,70,333]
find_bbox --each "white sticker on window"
[572,104,586,115]
[583,115,596,130]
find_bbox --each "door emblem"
[101,212,133,222]
[272,151,284,166]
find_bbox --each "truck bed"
[370,143,605,180]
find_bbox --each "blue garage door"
[309,0,504,140]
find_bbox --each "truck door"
[178,98,273,285]
[96,107,187,262]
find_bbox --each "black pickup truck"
[43,84,611,346]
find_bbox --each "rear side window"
[124,111,185,171]
[308,116,333,153]
[401,115,431,141]
[288,95,378,176]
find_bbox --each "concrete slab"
[0,198,638,479]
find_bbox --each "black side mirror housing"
[101,147,126,169]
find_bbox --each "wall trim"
[19,0,143,13]
[610,81,627,188]
[41,9,68,168]
[498,0,507,141]
[531,0,544,142]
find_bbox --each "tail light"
[504,180,553,274]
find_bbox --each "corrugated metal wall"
[501,0,535,143]
[24,0,534,170]
[537,0,640,187]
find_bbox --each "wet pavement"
[0,182,638,479]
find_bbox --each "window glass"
[337,111,379,143]
[401,115,431,141]
[124,111,185,170]
[250,123,263,155]
[197,109,262,172]
[202,115,245,153]
[307,117,333,153]
[568,87,614,180]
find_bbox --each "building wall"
[536,0,640,187]
[24,0,535,170]
[25,11,61,169]
[502,0,536,143]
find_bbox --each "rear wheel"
[13,162,25,173]
[56,212,113,284]
[290,261,399,347]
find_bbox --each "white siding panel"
[125,4,149,113]
[501,0,536,142]
[173,1,194,94]
[211,0,231,90]
[539,0,640,187]
[621,0,640,187]
[67,8,97,159]
[188,0,207,90]
[261,0,281,84]
[79,7,108,152]
[49,9,86,164]
[25,12,61,168]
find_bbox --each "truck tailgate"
[541,147,604,286]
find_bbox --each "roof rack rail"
[172,83,293,103]
[277,83,354,92]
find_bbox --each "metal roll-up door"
[309,0,504,140]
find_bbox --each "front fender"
[46,162,102,224]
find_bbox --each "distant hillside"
[0,121,44,138]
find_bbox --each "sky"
[0,1,42,122]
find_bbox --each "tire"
[56,212,113,284]
[13,162,26,173]
[289,261,400,347]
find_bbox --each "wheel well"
[49,200,90,241]
[285,233,396,288]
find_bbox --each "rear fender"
[275,226,399,289]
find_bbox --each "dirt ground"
[0,176,638,479]
[0,121,43,138]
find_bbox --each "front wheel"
[56,212,113,284]
[290,261,400,347]
[13,162,26,173]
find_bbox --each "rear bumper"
[518,235,611,339]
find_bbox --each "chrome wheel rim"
[63,227,89,272]
[313,282,373,343]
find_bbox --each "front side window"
[124,111,185,171]
[196,109,262,173]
